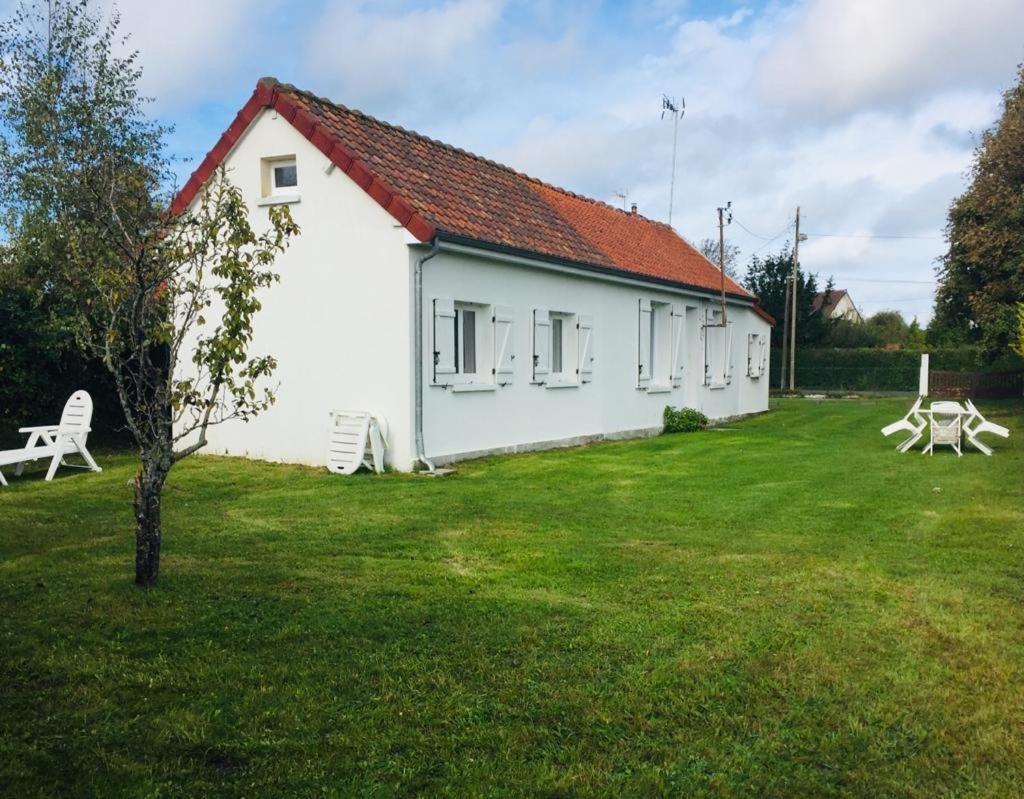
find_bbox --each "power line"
[750,224,794,255]
[732,216,785,240]
[858,297,937,304]
[805,232,943,240]
[837,277,937,285]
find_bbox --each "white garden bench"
[0,390,102,486]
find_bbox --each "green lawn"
[2,398,1023,797]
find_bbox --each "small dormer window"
[271,159,297,194]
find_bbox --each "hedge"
[769,347,1024,392]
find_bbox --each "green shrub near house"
[663,405,708,433]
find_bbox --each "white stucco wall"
[419,246,770,466]
[832,294,863,323]
[179,110,771,472]
[178,109,415,468]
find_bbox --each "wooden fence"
[930,370,1024,399]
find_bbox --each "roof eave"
[432,231,757,303]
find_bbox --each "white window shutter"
[725,321,734,384]
[670,307,686,387]
[747,333,756,377]
[577,314,594,382]
[493,306,515,385]
[432,298,456,383]
[532,308,550,383]
[760,336,768,377]
[638,299,651,388]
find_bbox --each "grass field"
[2,398,1023,797]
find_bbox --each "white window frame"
[432,298,495,389]
[271,158,298,195]
[454,302,481,380]
[259,156,301,206]
[548,311,579,387]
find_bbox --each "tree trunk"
[134,461,168,587]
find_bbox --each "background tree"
[699,237,742,280]
[932,62,1024,360]
[906,317,927,349]
[0,0,298,586]
[743,244,830,347]
[1016,303,1024,357]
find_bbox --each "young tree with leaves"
[0,0,298,586]
[933,62,1024,360]
[699,237,742,280]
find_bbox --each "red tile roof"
[812,289,849,316]
[173,77,756,302]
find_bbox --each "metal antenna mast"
[661,95,685,227]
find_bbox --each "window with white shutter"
[493,306,515,385]
[637,299,651,388]
[432,298,456,384]
[747,332,766,379]
[532,308,551,383]
[577,315,594,382]
[725,321,734,384]
[670,306,686,387]
[704,307,732,388]
[433,298,496,387]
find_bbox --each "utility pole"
[717,201,732,323]
[780,275,791,390]
[661,96,685,227]
[788,206,801,391]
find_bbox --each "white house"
[813,289,863,323]
[173,78,774,472]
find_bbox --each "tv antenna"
[661,95,685,227]
[613,189,629,210]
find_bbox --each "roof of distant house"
[173,77,757,303]
[813,289,852,317]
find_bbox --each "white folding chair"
[0,390,103,486]
[963,399,1010,456]
[881,396,927,452]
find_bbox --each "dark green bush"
[663,406,708,433]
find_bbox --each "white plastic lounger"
[327,411,388,475]
[881,396,927,452]
[0,390,102,486]
[963,399,1010,456]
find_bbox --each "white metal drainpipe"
[413,238,441,472]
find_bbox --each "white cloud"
[307,0,505,104]
[110,0,266,106]
[757,0,1024,117]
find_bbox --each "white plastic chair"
[963,399,1010,456]
[0,390,103,486]
[925,403,963,457]
[881,396,927,452]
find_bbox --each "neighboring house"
[813,289,863,323]
[173,78,774,471]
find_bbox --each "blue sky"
[92,0,1024,322]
